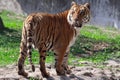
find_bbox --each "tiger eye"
[71,11,75,14]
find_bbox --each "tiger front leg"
[54,49,66,75]
[39,50,50,78]
[62,52,71,74]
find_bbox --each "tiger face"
[67,2,90,27]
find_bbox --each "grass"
[0,10,120,67]
[0,10,23,66]
[70,26,120,65]
[0,10,24,29]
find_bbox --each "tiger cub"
[18,2,90,77]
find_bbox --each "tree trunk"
[0,17,4,29]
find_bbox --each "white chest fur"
[68,27,80,48]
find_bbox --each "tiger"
[18,2,90,78]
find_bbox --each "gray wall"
[16,0,72,14]
[0,0,120,28]
[77,0,120,29]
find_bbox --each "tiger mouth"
[74,23,82,27]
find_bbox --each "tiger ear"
[71,1,77,6]
[84,3,90,9]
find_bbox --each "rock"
[0,17,4,29]
[83,72,93,77]
[104,60,120,67]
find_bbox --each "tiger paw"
[18,71,28,77]
[57,70,66,75]
[41,72,50,78]
[62,65,72,74]
[66,69,71,74]
[56,68,66,75]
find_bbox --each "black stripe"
[18,65,23,71]
[54,61,57,67]
[64,54,68,57]
[48,42,53,50]
[40,56,46,60]
[28,45,32,49]
[28,52,32,55]
[54,53,57,56]
[29,22,33,29]
[43,57,46,60]
[28,38,32,42]
[75,30,77,36]
[41,50,46,53]
[20,52,23,55]
[55,58,57,61]
[27,29,32,37]
[38,48,42,53]
[40,55,45,58]
[69,15,72,22]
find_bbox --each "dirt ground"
[0,59,120,80]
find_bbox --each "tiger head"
[67,2,90,27]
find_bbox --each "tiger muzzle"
[74,21,82,28]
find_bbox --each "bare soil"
[0,59,120,80]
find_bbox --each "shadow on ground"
[0,28,21,48]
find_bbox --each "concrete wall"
[0,0,120,28]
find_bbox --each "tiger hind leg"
[39,50,50,77]
[18,42,28,77]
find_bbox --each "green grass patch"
[0,10,24,29]
[0,10,23,66]
[0,10,120,67]
[0,28,21,66]
[70,26,120,65]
